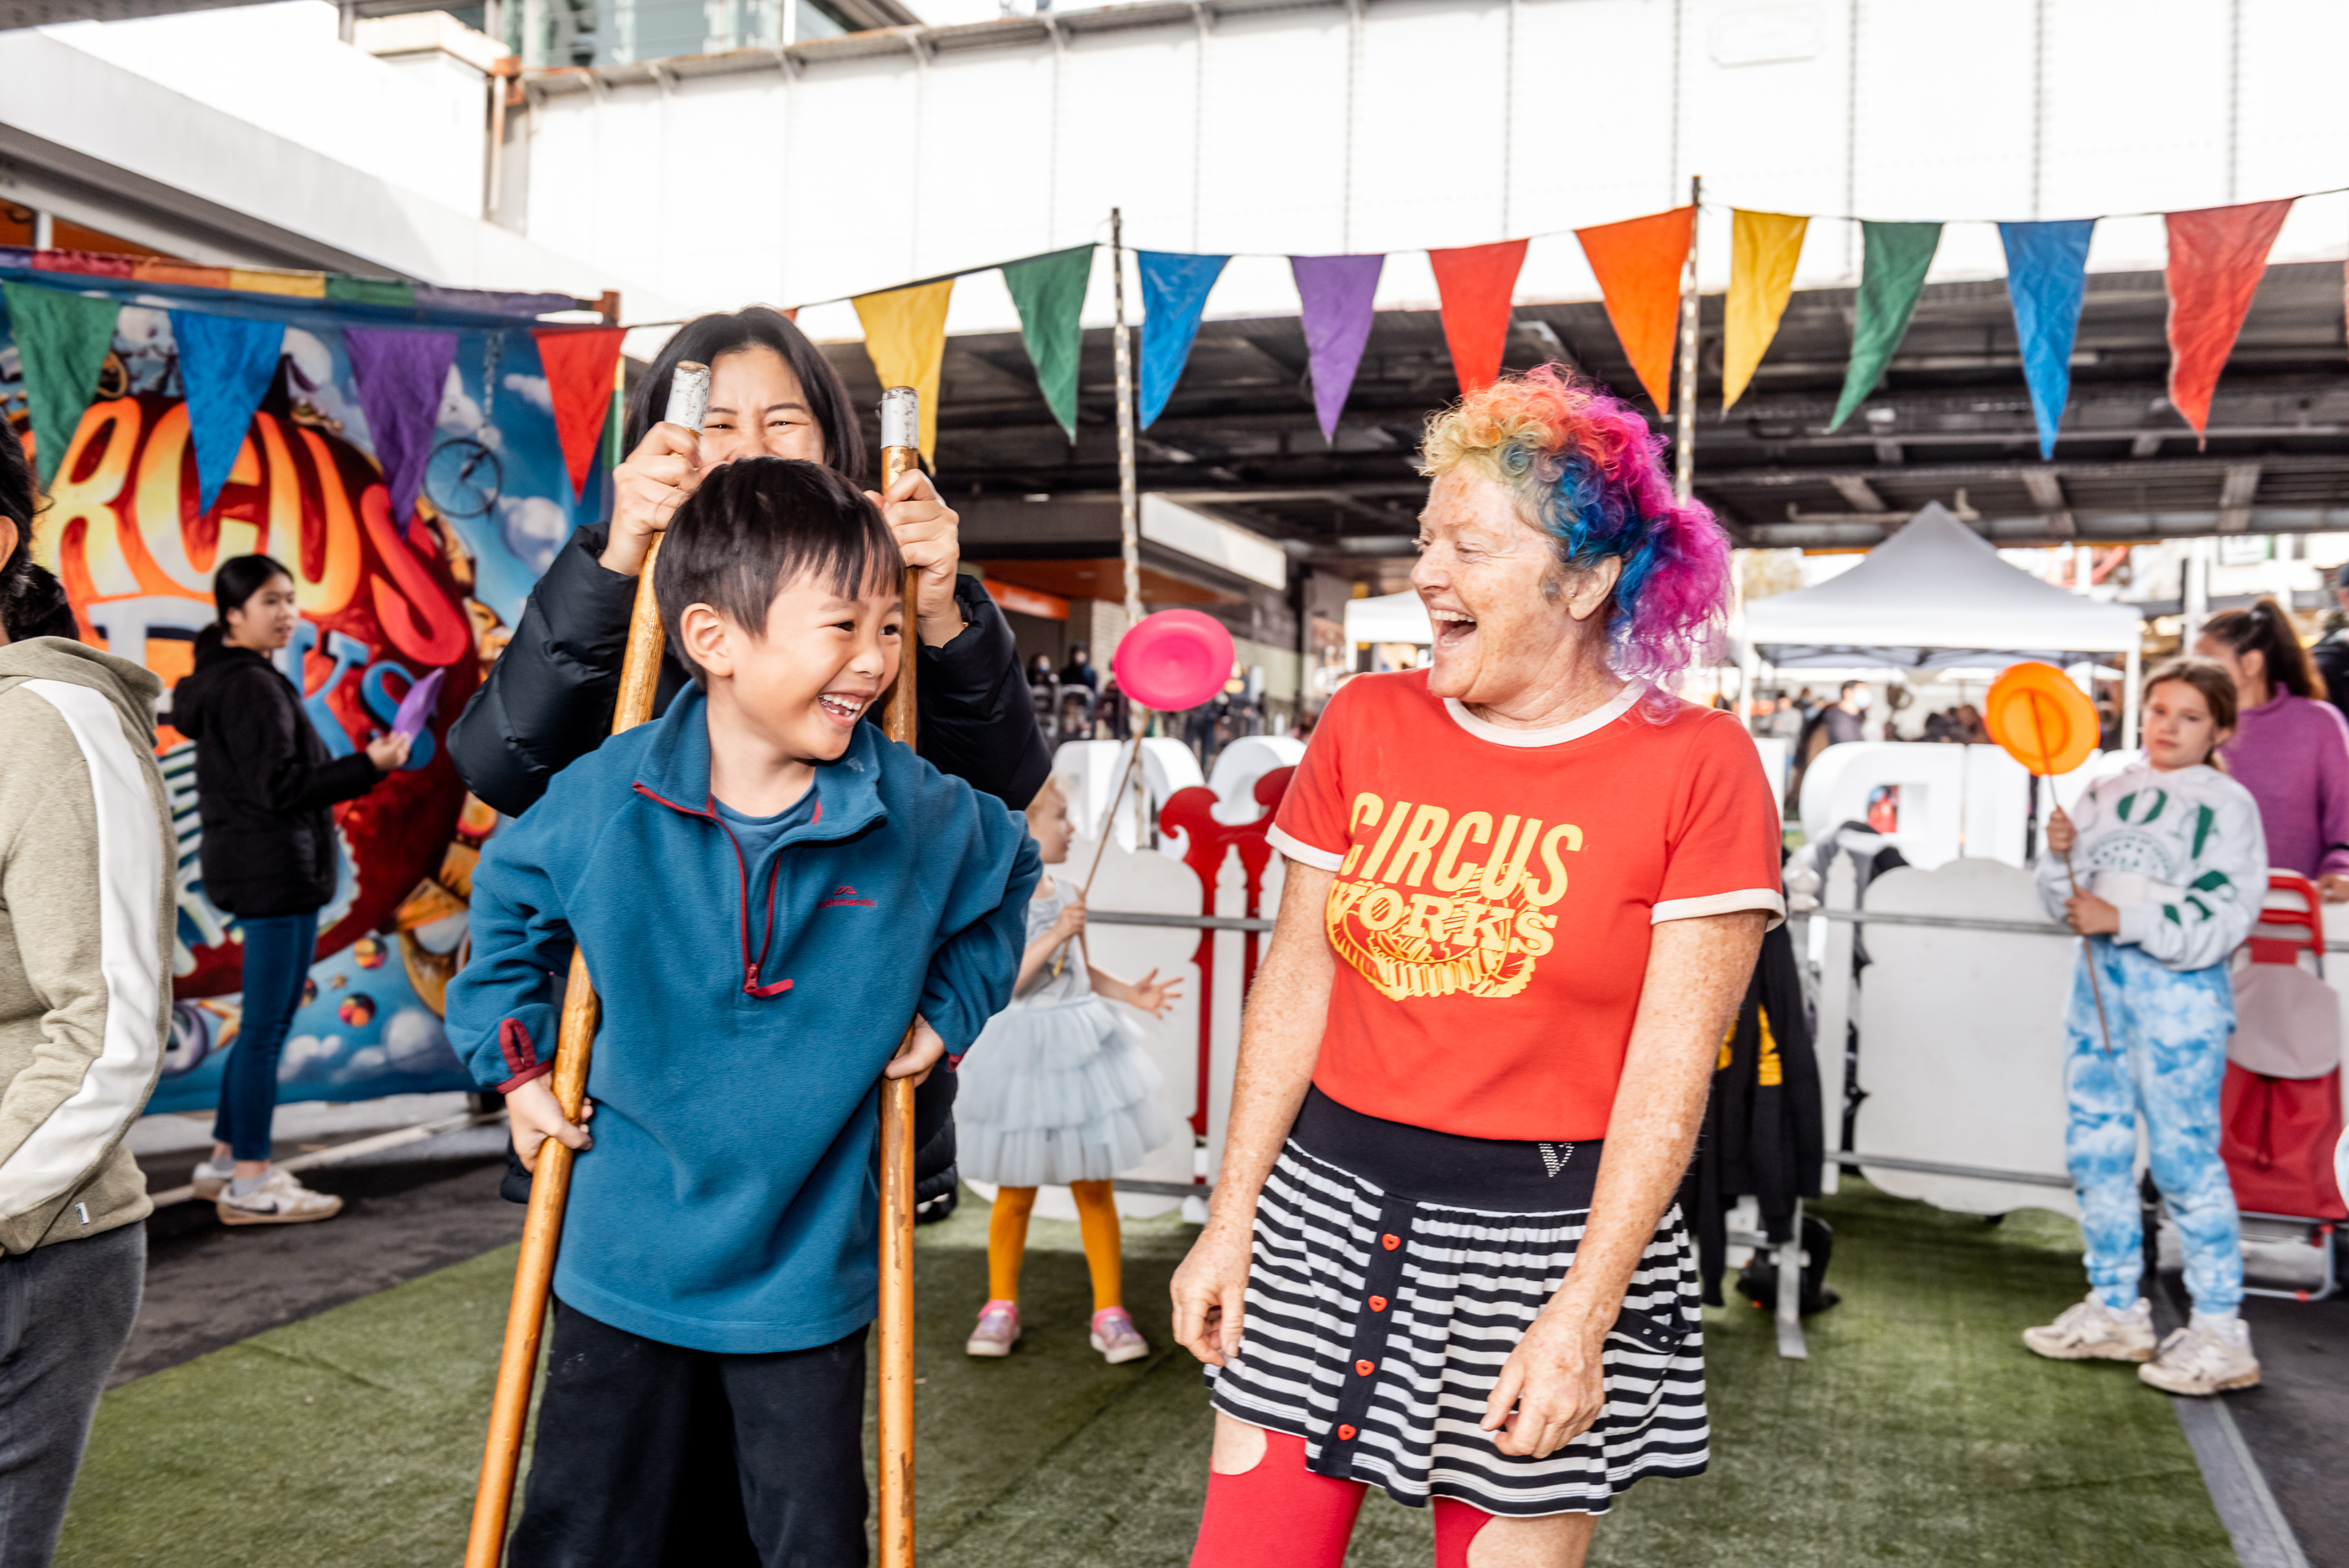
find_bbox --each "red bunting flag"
[2164,197,2294,445]
[1574,206,1694,414]
[532,326,628,497]
[1429,238,1529,395]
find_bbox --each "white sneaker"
[2138,1321,2261,1396]
[1090,1307,1149,1365]
[216,1169,343,1226]
[2022,1293,2157,1362]
[190,1159,236,1201]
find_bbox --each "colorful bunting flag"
[1290,253,1385,443]
[1,281,122,492]
[1828,221,1942,432]
[531,326,628,497]
[2165,197,2294,445]
[1139,252,1228,429]
[853,278,955,458]
[1002,246,1094,441]
[1722,211,1809,410]
[1429,239,1529,395]
[169,310,285,515]
[1573,206,1694,414]
[345,326,458,529]
[1997,219,2096,460]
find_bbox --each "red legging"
[1189,1429,1493,1568]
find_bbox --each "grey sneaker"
[216,1169,343,1226]
[966,1300,1020,1358]
[2138,1322,2261,1395]
[2023,1294,2157,1362]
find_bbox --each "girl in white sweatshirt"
[2023,659,2264,1397]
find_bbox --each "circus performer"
[1171,367,1783,1568]
[958,776,1180,1365]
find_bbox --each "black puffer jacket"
[171,630,384,919]
[449,524,1052,815]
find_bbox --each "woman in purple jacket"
[2196,597,2349,900]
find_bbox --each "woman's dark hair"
[0,415,76,642]
[654,458,902,685]
[628,308,867,486]
[213,554,294,622]
[2143,658,2240,755]
[2200,596,2323,701]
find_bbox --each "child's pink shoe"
[966,1299,1020,1358]
[1090,1307,1149,1365]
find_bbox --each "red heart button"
[1380,1233,1401,1251]
[1336,1424,1358,1441]
[1355,1358,1376,1377]
[1367,1295,1388,1312]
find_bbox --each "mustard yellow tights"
[987,1180,1122,1310]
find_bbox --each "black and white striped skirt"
[1206,1088,1707,1517]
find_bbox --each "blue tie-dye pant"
[2063,938,2244,1314]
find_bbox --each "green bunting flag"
[2,281,123,492]
[1002,246,1094,441]
[1827,221,1942,433]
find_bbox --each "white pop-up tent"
[1741,503,2146,741]
[1344,589,1433,646]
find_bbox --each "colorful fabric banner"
[1574,206,1694,414]
[531,326,628,497]
[345,326,458,528]
[1,281,122,491]
[1429,239,1529,395]
[2165,197,2294,445]
[1722,211,1810,410]
[1002,246,1094,441]
[1997,219,2096,459]
[853,278,955,457]
[169,310,286,515]
[326,276,419,310]
[1139,252,1228,429]
[230,268,328,300]
[1829,221,1943,432]
[1290,253,1385,443]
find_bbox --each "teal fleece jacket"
[445,685,1039,1352]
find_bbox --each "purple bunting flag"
[344,326,458,531]
[1290,253,1385,444]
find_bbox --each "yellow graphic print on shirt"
[1323,792,1581,1001]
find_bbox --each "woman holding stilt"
[1172,368,1782,1568]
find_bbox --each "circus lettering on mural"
[4,309,585,1112]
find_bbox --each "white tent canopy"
[1344,590,1433,645]
[1742,503,2142,669]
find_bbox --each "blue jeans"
[2064,938,2244,1314]
[211,913,315,1162]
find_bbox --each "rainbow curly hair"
[1418,365,1731,694]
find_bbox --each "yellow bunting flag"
[1721,210,1809,410]
[852,278,954,457]
[227,267,327,300]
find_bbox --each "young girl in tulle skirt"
[958,776,1180,1364]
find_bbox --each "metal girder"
[2218,463,2262,532]
[2021,469,2074,536]
[1830,476,1889,513]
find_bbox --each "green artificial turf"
[57,1182,2237,1567]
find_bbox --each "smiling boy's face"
[680,567,903,763]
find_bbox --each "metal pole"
[1675,175,1701,503]
[1112,208,1142,632]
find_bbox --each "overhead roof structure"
[826,258,2349,591]
[1742,503,2143,669]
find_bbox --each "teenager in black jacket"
[173,555,410,1226]
[447,307,1049,817]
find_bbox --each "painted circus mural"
[3,300,593,1113]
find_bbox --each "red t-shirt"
[1269,671,1784,1142]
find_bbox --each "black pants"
[0,1223,143,1568]
[508,1300,868,1568]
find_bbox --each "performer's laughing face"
[678,562,903,764]
[1412,470,1621,713]
[697,346,830,466]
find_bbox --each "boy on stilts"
[447,457,1039,1563]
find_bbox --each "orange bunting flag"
[1574,206,1694,414]
[1722,210,1810,410]
[2165,197,2294,445]
[532,326,628,497]
[1429,238,1529,395]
